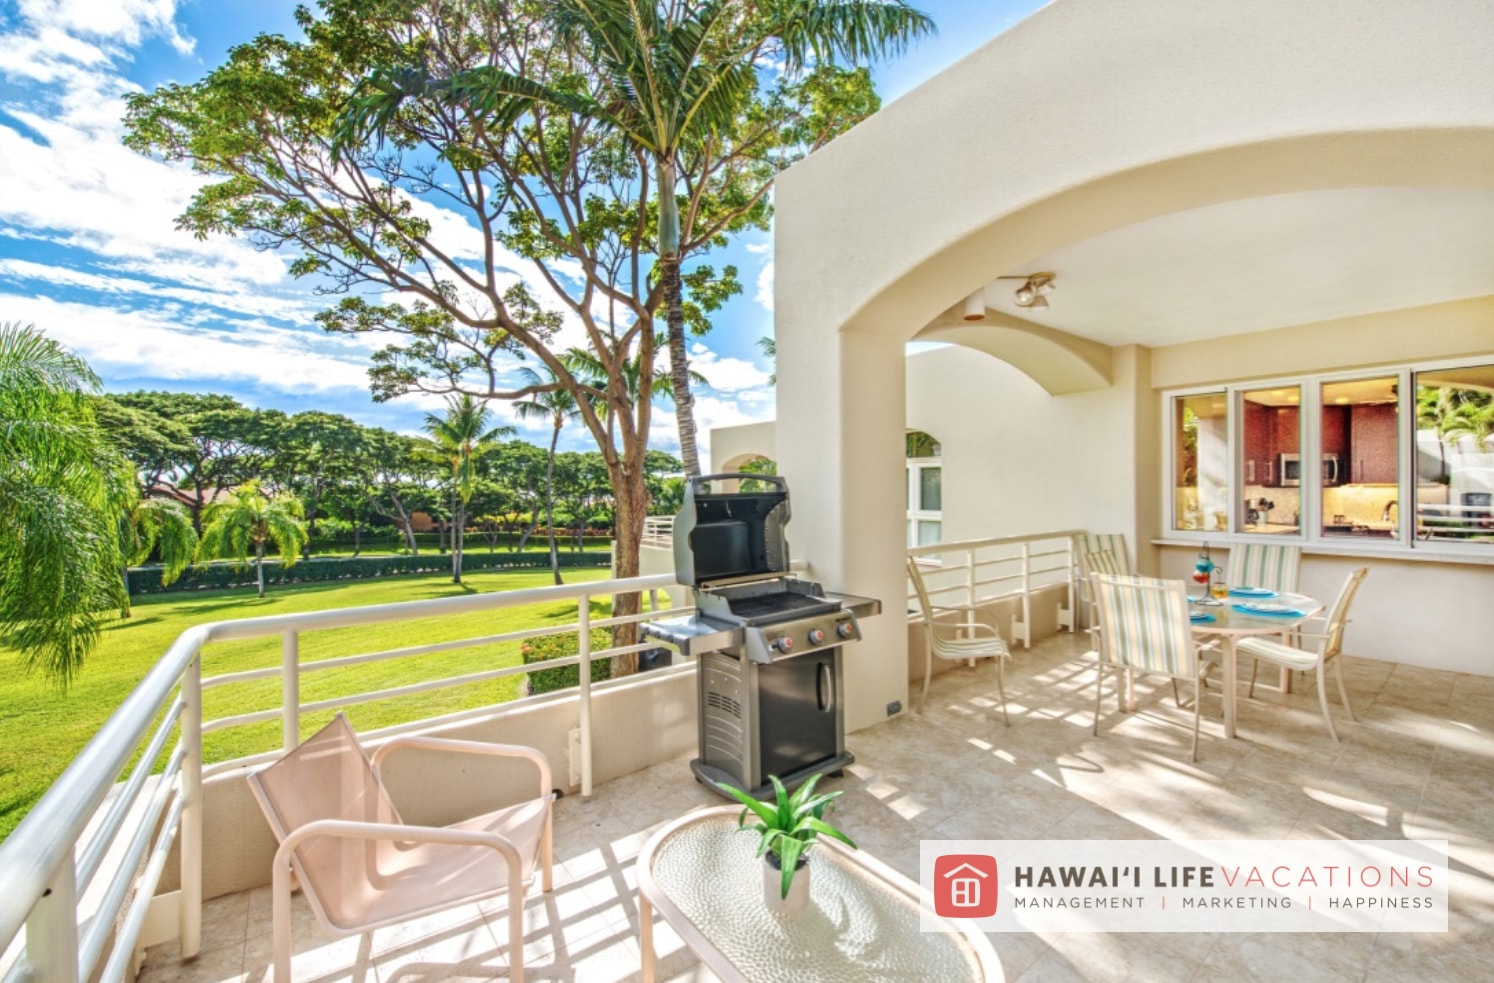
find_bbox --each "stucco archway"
[769,0,1494,733]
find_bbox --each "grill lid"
[673,473,790,589]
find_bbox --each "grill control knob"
[836,622,856,640]
[772,635,794,653]
[807,628,826,645]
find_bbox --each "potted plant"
[717,774,856,913]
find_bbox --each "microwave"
[1278,453,1340,486]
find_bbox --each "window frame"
[907,457,943,548]
[1162,356,1493,555]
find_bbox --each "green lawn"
[0,566,613,840]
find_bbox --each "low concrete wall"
[907,582,1074,685]
[163,666,697,901]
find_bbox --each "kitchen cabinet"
[1321,406,1349,458]
[1349,404,1398,484]
[1273,406,1300,454]
[1243,400,1272,484]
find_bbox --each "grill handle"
[689,473,789,494]
[816,661,833,712]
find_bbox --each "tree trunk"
[661,254,700,478]
[608,470,649,677]
[516,520,537,554]
[352,524,361,557]
[657,157,701,477]
[546,422,562,585]
[452,501,464,584]
[120,565,133,619]
[255,541,266,598]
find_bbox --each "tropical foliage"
[0,324,131,684]
[419,395,513,583]
[718,773,857,899]
[197,482,310,598]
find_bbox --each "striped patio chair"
[1072,533,1132,629]
[1089,573,1219,761]
[1227,543,1301,593]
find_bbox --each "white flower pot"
[763,854,810,913]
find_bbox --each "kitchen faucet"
[1382,500,1397,522]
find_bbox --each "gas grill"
[642,474,880,798]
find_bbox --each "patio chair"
[1237,567,1367,742]
[246,713,555,983]
[1072,533,1132,629]
[1089,573,1219,761]
[907,557,1010,723]
[1227,543,1301,593]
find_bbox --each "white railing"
[907,530,1083,647]
[642,515,674,549]
[0,572,688,983]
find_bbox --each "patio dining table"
[1189,591,1323,739]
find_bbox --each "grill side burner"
[641,473,880,798]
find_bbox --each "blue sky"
[0,0,1043,456]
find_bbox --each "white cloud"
[1,292,373,392]
[755,260,774,312]
[17,0,193,55]
[744,242,771,255]
[648,389,776,464]
[684,342,772,392]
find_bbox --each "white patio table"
[636,805,1003,983]
[1190,591,1323,739]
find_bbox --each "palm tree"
[512,368,582,585]
[340,0,934,475]
[0,323,132,684]
[120,495,199,615]
[197,482,309,598]
[420,395,514,583]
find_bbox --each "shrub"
[522,628,612,695]
[127,549,612,595]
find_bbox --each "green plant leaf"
[774,835,807,900]
[716,780,778,827]
[803,816,856,849]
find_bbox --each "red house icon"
[934,854,999,918]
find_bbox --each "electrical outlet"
[887,700,902,716]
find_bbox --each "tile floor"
[139,632,1494,982]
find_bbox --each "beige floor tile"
[139,631,1494,983]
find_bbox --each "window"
[1320,377,1399,539]
[1240,386,1301,535]
[1415,365,1494,543]
[1165,360,1492,552]
[907,430,942,547]
[1172,393,1227,532]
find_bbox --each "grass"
[0,566,613,841]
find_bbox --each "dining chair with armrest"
[1237,567,1367,742]
[907,557,1010,723]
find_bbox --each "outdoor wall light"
[997,272,1056,312]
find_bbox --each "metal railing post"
[179,655,202,959]
[963,547,977,666]
[577,597,593,797]
[1019,543,1033,649]
[25,855,79,983]
[281,630,299,750]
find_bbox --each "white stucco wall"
[772,0,1494,729]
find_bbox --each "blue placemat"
[1232,603,1306,617]
[1228,587,1277,598]
[1189,612,1216,623]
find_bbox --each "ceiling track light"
[961,290,986,321]
[996,272,1057,311]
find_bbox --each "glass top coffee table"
[636,806,1002,983]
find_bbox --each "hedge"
[127,549,613,595]
[521,629,613,696]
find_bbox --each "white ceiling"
[976,187,1494,347]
